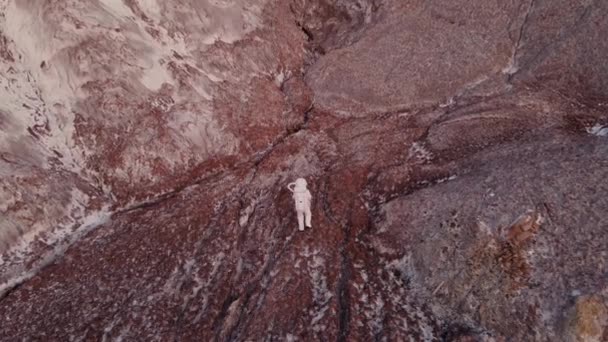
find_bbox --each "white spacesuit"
[287,178,312,231]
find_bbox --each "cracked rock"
[1,0,607,340]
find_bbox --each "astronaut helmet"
[293,178,307,191]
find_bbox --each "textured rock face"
[1,0,607,340]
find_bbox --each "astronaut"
[287,178,312,231]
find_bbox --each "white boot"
[297,211,305,231]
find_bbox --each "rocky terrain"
[1,0,607,340]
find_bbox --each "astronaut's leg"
[297,210,305,231]
[305,206,312,228]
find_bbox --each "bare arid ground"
[1,0,607,341]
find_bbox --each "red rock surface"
[1,0,607,340]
